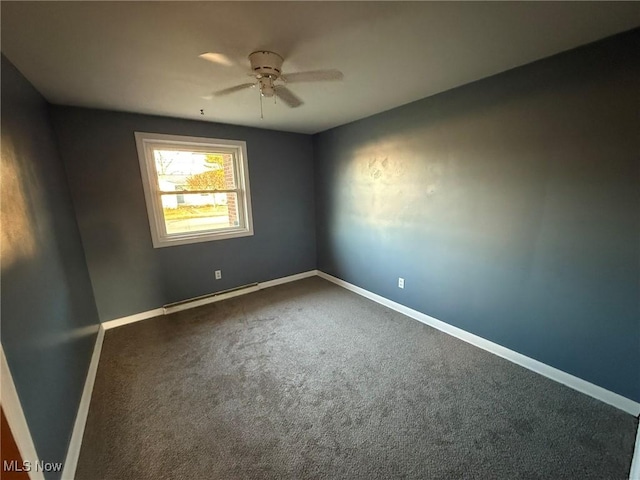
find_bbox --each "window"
[135,132,253,248]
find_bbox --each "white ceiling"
[2,2,638,134]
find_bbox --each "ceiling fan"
[200,50,343,114]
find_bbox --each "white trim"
[630,424,640,480]
[102,270,318,326]
[61,326,105,480]
[0,345,46,480]
[102,308,164,330]
[317,271,640,416]
[260,270,318,289]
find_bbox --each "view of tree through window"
[153,149,239,235]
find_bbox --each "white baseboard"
[61,326,105,480]
[630,424,640,480]
[103,270,319,327]
[317,271,640,417]
[1,344,46,480]
[102,308,164,330]
[260,270,318,289]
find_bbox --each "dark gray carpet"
[76,277,637,479]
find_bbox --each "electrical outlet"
[215,270,222,280]
[398,277,404,289]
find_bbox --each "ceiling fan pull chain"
[259,90,264,119]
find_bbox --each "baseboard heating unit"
[163,283,260,315]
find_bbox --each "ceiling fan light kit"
[202,50,344,117]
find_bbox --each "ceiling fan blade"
[274,86,303,108]
[213,83,256,97]
[199,52,235,67]
[281,69,343,83]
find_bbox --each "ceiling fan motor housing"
[249,51,284,79]
[212,49,339,108]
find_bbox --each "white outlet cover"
[398,278,405,289]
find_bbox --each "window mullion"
[158,189,239,195]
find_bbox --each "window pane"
[154,150,236,192]
[162,193,239,234]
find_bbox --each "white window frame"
[134,132,254,248]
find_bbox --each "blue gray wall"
[1,55,100,477]
[50,107,316,322]
[3,31,637,480]
[314,30,640,402]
